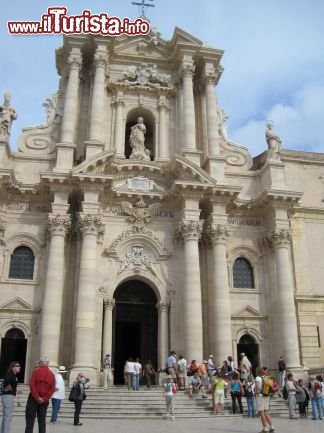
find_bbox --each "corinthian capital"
[78,214,104,238]
[94,53,107,69]
[68,56,82,72]
[265,228,291,248]
[180,63,195,78]
[157,300,169,312]
[104,298,115,311]
[176,220,203,241]
[206,223,230,243]
[48,214,71,236]
[203,71,218,86]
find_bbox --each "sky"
[1,0,324,157]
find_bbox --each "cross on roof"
[131,0,155,18]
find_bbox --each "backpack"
[282,384,288,400]
[0,378,4,395]
[231,381,241,393]
[261,376,273,396]
[244,381,254,397]
[314,381,322,396]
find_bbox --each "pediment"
[171,154,216,187]
[232,305,265,319]
[0,297,33,311]
[111,36,171,61]
[170,27,203,48]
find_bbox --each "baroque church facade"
[0,25,324,384]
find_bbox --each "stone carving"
[118,246,156,275]
[266,121,282,161]
[265,228,291,248]
[217,107,229,142]
[0,217,5,245]
[129,117,151,161]
[78,214,105,238]
[122,64,172,88]
[176,220,204,240]
[17,92,63,155]
[206,223,230,243]
[114,176,165,193]
[108,226,168,254]
[48,214,71,236]
[120,198,161,231]
[0,93,17,142]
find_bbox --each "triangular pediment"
[232,305,265,319]
[0,297,33,311]
[112,36,170,61]
[170,27,203,47]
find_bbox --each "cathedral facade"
[0,26,324,384]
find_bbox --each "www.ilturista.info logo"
[7,7,151,36]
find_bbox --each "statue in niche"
[266,121,282,161]
[0,93,17,141]
[129,116,151,161]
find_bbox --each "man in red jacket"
[25,356,56,433]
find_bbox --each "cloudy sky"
[1,0,324,156]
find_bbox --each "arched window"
[233,257,254,288]
[9,246,35,280]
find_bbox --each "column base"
[69,366,99,387]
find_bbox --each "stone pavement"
[9,416,324,433]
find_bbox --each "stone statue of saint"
[266,121,282,161]
[0,93,17,141]
[129,116,150,161]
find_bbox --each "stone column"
[40,214,71,368]
[158,97,170,160]
[102,298,115,357]
[86,49,108,158]
[181,64,196,150]
[157,301,169,369]
[266,229,301,368]
[205,72,219,155]
[73,215,104,374]
[114,93,125,157]
[60,55,82,144]
[206,223,232,361]
[176,220,203,362]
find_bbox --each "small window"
[233,257,254,288]
[9,246,35,280]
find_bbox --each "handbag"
[68,386,79,402]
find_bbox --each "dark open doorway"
[0,328,27,382]
[113,280,157,384]
[237,334,259,376]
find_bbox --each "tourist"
[286,372,298,419]
[102,354,113,390]
[239,353,251,383]
[295,378,309,418]
[177,355,187,390]
[309,375,323,420]
[70,372,89,426]
[125,357,135,391]
[1,361,21,433]
[197,360,209,390]
[142,360,155,389]
[50,366,66,424]
[207,355,215,382]
[255,367,275,433]
[212,372,226,415]
[243,374,255,418]
[24,356,56,433]
[166,351,177,382]
[188,371,208,398]
[163,375,176,420]
[187,360,198,377]
[277,355,286,389]
[134,358,142,391]
[230,371,243,414]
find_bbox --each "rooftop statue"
[129,116,151,161]
[266,121,282,161]
[0,93,17,142]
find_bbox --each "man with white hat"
[207,355,215,383]
[50,366,66,424]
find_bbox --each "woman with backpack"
[296,378,309,417]
[230,372,243,414]
[69,372,89,426]
[244,374,256,418]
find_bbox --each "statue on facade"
[0,93,17,142]
[129,116,151,161]
[266,121,282,161]
[217,106,229,141]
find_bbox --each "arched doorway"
[237,334,259,376]
[0,328,27,382]
[113,280,158,384]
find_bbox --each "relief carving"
[120,198,161,231]
[118,246,156,275]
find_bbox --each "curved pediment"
[71,150,116,177]
[171,154,216,187]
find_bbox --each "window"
[9,246,35,280]
[233,257,254,288]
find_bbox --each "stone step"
[13,386,290,419]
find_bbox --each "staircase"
[13,386,290,419]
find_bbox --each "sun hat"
[58,366,67,373]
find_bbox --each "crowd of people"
[1,352,324,433]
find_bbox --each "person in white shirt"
[177,355,187,390]
[134,358,142,391]
[207,355,215,383]
[50,366,66,424]
[286,372,298,419]
[125,358,136,391]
